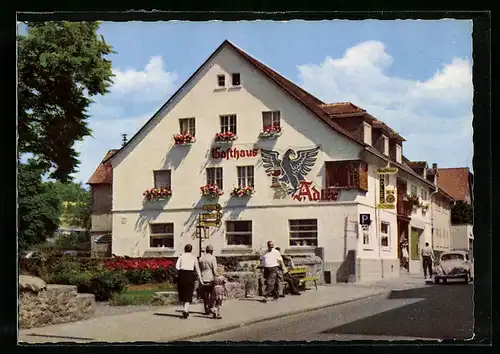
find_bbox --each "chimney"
[121,134,128,147]
[432,163,437,169]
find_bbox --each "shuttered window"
[325,160,368,191]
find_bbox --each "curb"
[168,290,390,342]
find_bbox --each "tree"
[18,21,114,182]
[451,201,473,225]
[18,161,61,251]
[46,181,92,230]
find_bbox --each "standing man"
[421,242,434,279]
[198,245,218,315]
[260,241,283,302]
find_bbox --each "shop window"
[226,221,252,246]
[325,160,368,191]
[150,223,174,248]
[154,170,171,189]
[289,219,318,247]
[380,222,390,247]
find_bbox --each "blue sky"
[19,20,474,185]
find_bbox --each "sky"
[22,20,474,185]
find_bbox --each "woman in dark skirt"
[175,244,203,319]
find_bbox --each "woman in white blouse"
[175,244,204,318]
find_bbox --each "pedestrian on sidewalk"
[175,244,204,319]
[211,274,228,319]
[260,241,284,302]
[275,247,301,296]
[421,242,434,279]
[402,241,410,271]
[198,244,218,315]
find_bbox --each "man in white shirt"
[421,242,434,279]
[260,240,283,302]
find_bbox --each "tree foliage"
[451,201,473,225]
[18,161,61,251]
[18,21,114,182]
[46,181,92,230]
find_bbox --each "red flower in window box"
[214,131,237,142]
[230,185,255,198]
[259,124,282,139]
[173,132,196,145]
[200,184,224,198]
[143,187,173,201]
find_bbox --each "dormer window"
[217,75,225,87]
[232,73,241,86]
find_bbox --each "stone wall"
[223,271,259,298]
[19,275,95,329]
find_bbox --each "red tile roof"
[87,150,118,184]
[319,102,366,115]
[438,168,472,202]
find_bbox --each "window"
[262,111,281,129]
[220,114,237,134]
[237,166,254,188]
[380,222,390,247]
[420,189,428,201]
[232,73,241,86]
[154,170,171,189]
[150,223,174,248]
[325,160,368,191]
[226,221,252,246]
[217,75,225,87]
[289,219,318,247]
[362,231,370,245]
[410,185,418,196]
[206,167,223,190]
[179,118,196,136]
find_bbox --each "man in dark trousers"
[260,241,283,302]
[198,245,218,314]
[421,242,435,279]
[275,247,301,296]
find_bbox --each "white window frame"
[153,170,171,189]
[410,184,418,196]
[289,219,318,247]
[362,229,370,245]
[149,223,174,248]
[220,114,237,134]
[179,117,196,136]
[262,111,281,129]
[206,167,223,190]
[380,221,390,248]
[225,220,252,247]
[420,188,428,201]
[232,73,241,86]
[217,74,225,87]
[237,166,254,188]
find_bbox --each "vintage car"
[433,250,474,284]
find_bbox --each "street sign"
[202,204,221,211]
[377,167,398,175]
[359,213,371,225]
[199,212,221,221]
[377,204,395,209]
[199,220,221,227]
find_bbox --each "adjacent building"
[88,40,446,282]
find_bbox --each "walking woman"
[175,244,204,319]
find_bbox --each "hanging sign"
[202,204,221,211]
[379,176,386,204]
[377,204,396,209]
[377,167,398,175]
[212,147,259,160]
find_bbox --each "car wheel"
[464,273,470,284]
[434,277,440,284]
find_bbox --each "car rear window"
[441,254,464,261]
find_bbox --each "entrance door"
[410,227,421,261]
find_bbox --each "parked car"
[433,250,474,284]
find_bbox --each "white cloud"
[111,56,178,102]
[297,41,473,169]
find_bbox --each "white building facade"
[105,41,438,283]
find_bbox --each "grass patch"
[109,282,176,306]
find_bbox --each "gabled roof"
[104,40,366,164]
[407,161,428,175]
[319,102,366,115]
[437,167,473,202]
[87,149,118,184]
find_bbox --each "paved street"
[194,283,473,341]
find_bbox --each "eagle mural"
[260,146,320,195]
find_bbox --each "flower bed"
[230,185,255,198]
[200,184,223,198]
[103,256,175,270]
[214,131,237,142]
[143,188,172,201]
[173,132,195,145]
[259,124,282,139]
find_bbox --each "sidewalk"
[18,276,427,343]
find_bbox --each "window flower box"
[200,184,224,198]
[406,194,422,208]
[143,188,172,201]
[421,203,430,212]
[214,131,237,143]
[259,124,282,139]
[230,185,255,198]
[173,132,196,145]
